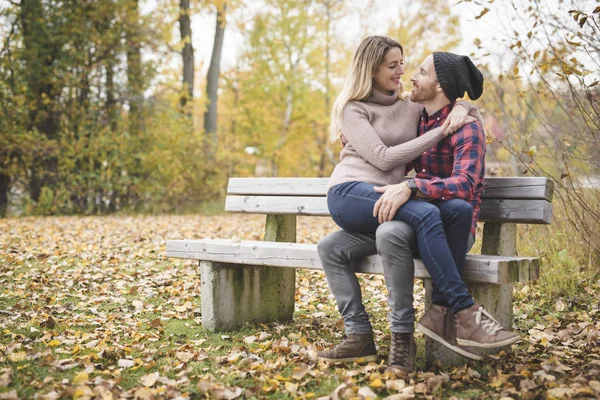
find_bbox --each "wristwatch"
[406,179,418,196]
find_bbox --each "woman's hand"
[441,105,477,137]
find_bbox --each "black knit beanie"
[433,52,484,101]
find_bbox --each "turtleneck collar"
[366,87,398,106]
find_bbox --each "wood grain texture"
[227,177,553,201]
[226,195,553,224]
[166,239,540,284]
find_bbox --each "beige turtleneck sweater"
[328,89,480,189]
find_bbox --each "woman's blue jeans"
[327,181,475,313]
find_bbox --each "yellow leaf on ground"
[72,371,89,385]
[8,352,27,363]
[73,385,93,400]
[369,378,383,388]
[47,340,61,347]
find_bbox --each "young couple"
[316,36,519,373]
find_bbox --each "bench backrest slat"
[225,195,553,224]
[228,177,554,201]
[225,177,554,224]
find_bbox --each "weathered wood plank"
[225,195,329,216]
[479,199,552,224]
[226,195,553,224]
[227,177,553,201]
[166,239,540,284]
[482,178,553,201]
[228,177,329,196]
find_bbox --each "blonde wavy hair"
[329,36,404,142]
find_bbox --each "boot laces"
[389,333,409,365]
[474,306,503,335]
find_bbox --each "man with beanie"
[317,52,518,373]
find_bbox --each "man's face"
[410,54,439,103]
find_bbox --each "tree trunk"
[126,0,143,137]
[203,4,227,145]
[0,173,10,217]
[318,0,332,177]
[21,0,60,203]
[179,0,194,108]
[106,56,117,132]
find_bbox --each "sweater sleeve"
[341,103,445,172]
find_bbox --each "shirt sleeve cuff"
[414,178,432,197]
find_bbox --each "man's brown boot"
[385,332,416,375]
[417,304,481,360]
[317,334,377,364]
[456,304,520,348]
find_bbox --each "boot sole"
[317,354,378,364]
[417,323,482,361]
[457,335,520,348]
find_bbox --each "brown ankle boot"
[385,332,416,374]
[417,304,481,360]
[317,334,377,364]
[456,304,520,348]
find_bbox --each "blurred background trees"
[0,1,597,244]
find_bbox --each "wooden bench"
[166,176,553,365]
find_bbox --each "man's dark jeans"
[327,181,475,313]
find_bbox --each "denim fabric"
[327,181,475,313]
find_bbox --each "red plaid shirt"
[411,102,486,237]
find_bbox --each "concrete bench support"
[200,261,296,330]
[199,214,297,331]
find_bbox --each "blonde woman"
[317,36,517,372]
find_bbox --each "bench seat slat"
[227,177,553,201]
[166,239,540,284]
[225,195,553,224]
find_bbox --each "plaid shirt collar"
[421,101,457,126]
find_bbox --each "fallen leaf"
[133,387,154,400]
[0,391,18,400]
[291,363,310,380]
[8,352,26,362]
[175,351,194,362]
[73,385,93,400]
[140,372,159,387]
[426,375,443,393]
[357,386,377,399]
[117,359,135,368]
[285,381,298,394]
[385,379,406,392]
[546,387,575,399]
[72,371,89,385]
[243,335,257,345]
[0,368,12,387]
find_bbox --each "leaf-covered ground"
[1,215,599,399]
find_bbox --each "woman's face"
[372,47,405,93]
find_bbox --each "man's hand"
[442,105,477,137]
[373,182,411,223]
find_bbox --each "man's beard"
[410,82,437,102]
